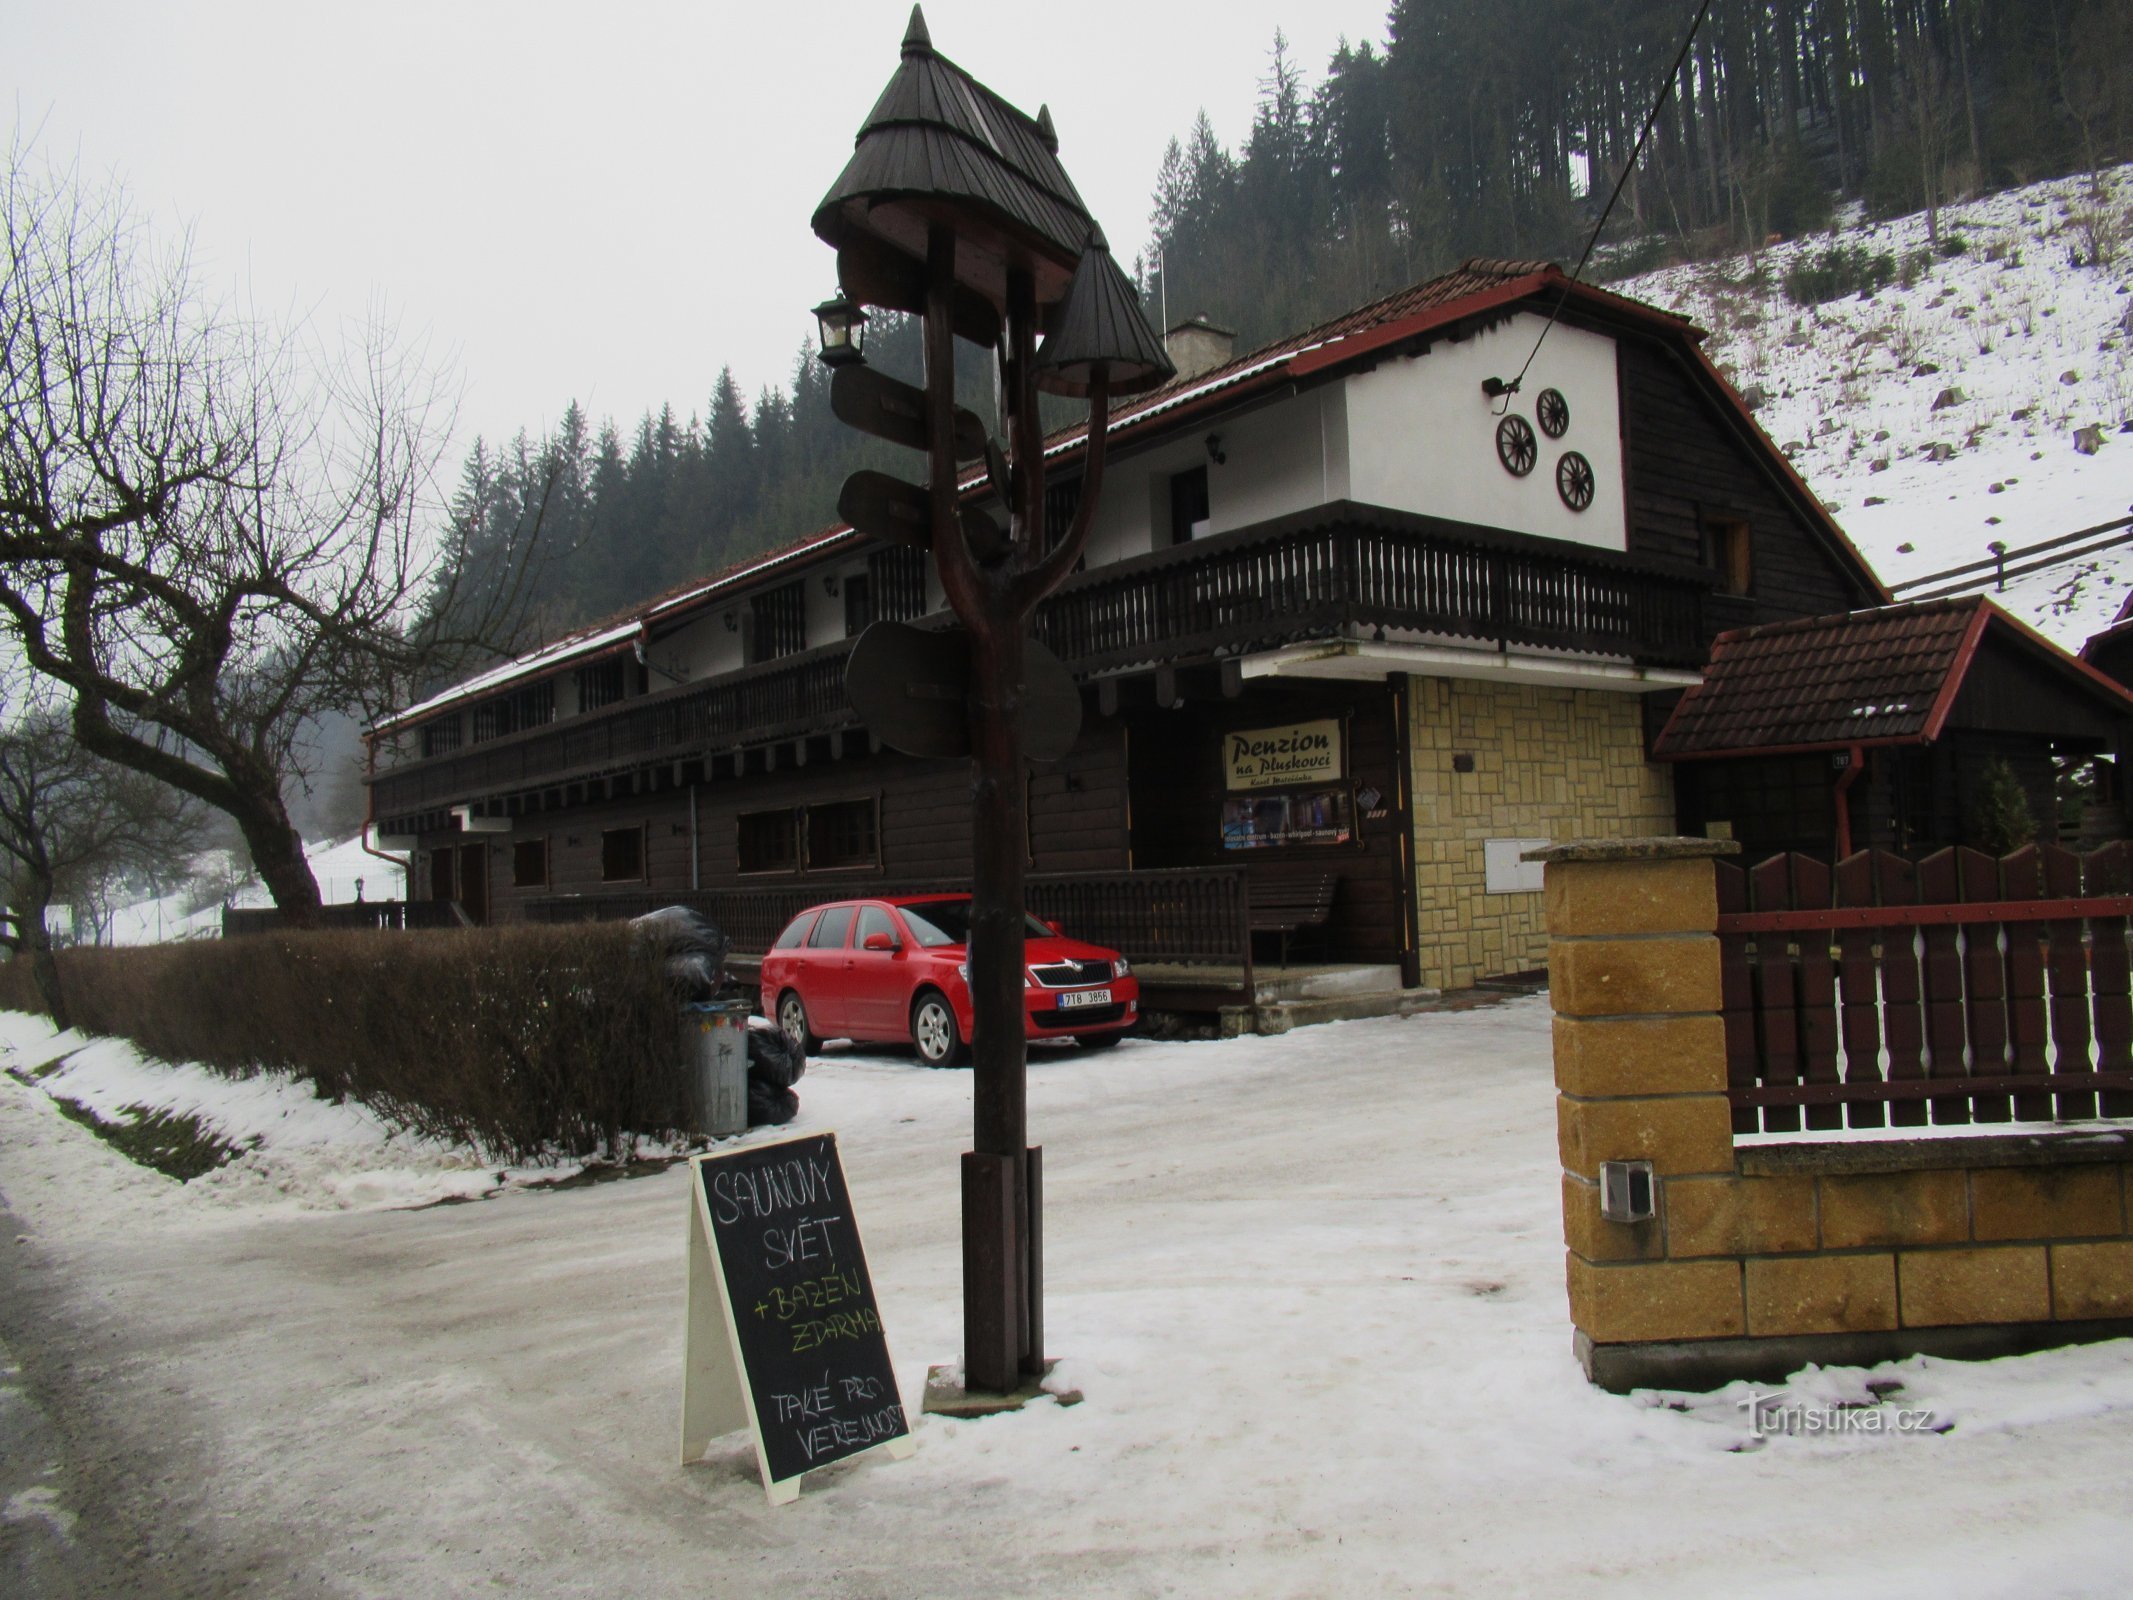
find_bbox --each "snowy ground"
[1622,164,2133,650]
[4,998,2131,1597]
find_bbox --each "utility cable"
[1494,0,1716,411]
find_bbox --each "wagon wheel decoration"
[1535,387,1570,439]
[1495,414,1537,477]
[1555,449,1596,512]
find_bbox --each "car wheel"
[1076,1032,1125,1050]
[777,990,822,1055]
[910,991,965,1068]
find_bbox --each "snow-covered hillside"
[1620,164,2133,649]
[107,833,405,945]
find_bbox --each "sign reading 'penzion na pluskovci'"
[679,1131,912,1503]
[1224,719,1343,790]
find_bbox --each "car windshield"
[899,899,1052,947]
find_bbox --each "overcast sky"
[8,1,1395,464]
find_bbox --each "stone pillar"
[1526,837,1742,1376]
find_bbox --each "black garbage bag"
[746,1023,805,1088]
[745,1020,805,1127]
[628,906,732,1002]
[748,1077,800,1127]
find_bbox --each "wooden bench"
[1249,875,1339,968]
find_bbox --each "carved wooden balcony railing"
[1033,502,1708,675]
[373,505,1708,820]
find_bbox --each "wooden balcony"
[373,504,1709,819]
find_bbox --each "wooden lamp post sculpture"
[813,6,1173,1397]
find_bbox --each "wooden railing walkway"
[374,507,1708,819]
[1717,844,2133,1134]
[222,900,467,937]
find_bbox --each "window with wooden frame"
[805,797,879,871]
[1702,518,1754,596]
[1168,466,1210,545]
[867,546,927,622]
[748,580,807,664]
[737,807,800,874]
[600,825,645,883]
[843,571,874,637]
[1043,476,1087,571]
[472,680,556,743]
[575,657,627,712]
[511,837,550,889]
[420,716,463,759]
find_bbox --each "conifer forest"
[441,0,2132,646]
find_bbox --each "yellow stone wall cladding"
[1407,678,1673,991]
[1538,839,2133,1365]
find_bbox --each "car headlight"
[1114,955,1132,976]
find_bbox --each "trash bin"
[681,999,753,1138]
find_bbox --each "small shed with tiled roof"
[1655,597,2133,858]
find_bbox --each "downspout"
[360,731,412,885]
[1832,743,1865,859]
[689,781,701,890]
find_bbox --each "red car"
[758,895,1140,1066]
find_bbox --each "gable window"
[1169,466,1210,545]
[600,825,644,882]
[511,838,549,889]
[1703,519,1754,596]
[576,657,626,712]
[749,580,807,664]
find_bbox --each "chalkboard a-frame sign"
[679,1131,913,1503]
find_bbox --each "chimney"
[1164,316,1235,384]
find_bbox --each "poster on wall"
[1220,786,1353,849]
[1224,720,1342,791]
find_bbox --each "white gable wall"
[1342,312,1626,551]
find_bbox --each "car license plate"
[1057,987,1112,1009]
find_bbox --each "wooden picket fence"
[1716,844,2133,1134]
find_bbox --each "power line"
[1493,0,1716,411]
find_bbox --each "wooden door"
[458,843,489,925]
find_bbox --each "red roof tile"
[1654,597,2133,759]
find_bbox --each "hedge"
[0,924,686,1162]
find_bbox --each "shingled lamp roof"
[1652,596,2133,760]
[812,6,1099,314]
[1032,227,1175,398]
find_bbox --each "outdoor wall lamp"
[812,293,869,368]
[823,573,840,597]
[722,611,738,633]
[1205,433,1226,465]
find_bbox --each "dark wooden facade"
[1669,631,2130,863]
[372,266,1896,983]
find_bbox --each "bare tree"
[1902,47,1961,250]
[0,142,538,925]
[0,699,208,1028]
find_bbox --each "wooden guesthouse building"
[370,258,1912,994]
